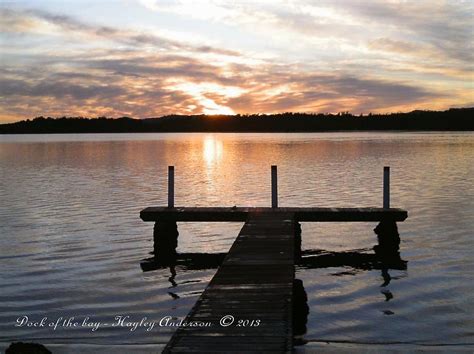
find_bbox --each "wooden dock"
[162,212,296,353]
[142,207,406,353]
[139,165,408,353]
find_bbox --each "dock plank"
[162,213,295,354]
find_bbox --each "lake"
[1,132,473,353]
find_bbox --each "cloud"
[0,78,125,100]
[0,7,241,57]
[225,72,440,114]
[0,42,444,120]
[85,57,242,86]
[332,0,474,63]
[368,38,419,54]
[136,0,473,65]
[0,3,472,122]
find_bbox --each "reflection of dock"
[139,166,407,353]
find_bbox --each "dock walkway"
[163,212,296,353]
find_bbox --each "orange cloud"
[0,4,472,123]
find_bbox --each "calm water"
[0,132,473,353]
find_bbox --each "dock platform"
[141,206,408,222]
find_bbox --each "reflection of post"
[153,221,179,265]
[293,279,308,345]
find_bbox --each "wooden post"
[271,165,278,208]
[168,166,174,208]
[383,166,390,209]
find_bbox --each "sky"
[0,0,473,123]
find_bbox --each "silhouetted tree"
[0,108,472,134]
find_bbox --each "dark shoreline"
[1,108,472,134]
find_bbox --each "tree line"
[1,108,472,134]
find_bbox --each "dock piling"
[271,165,278,208]
[168,166,174,208]
[383,166,390,209]
[153,221,178,263]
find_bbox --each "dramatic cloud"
[0,1,472,122]
[0,8,241,56]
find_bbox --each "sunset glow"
[0,0,473,123]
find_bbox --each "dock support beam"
[374,220,400,261]
[153,221,179,264]
[271,165,278,208]
[383,166,390,209]
[168,166,174,208]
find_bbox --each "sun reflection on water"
[203,135,223,166]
